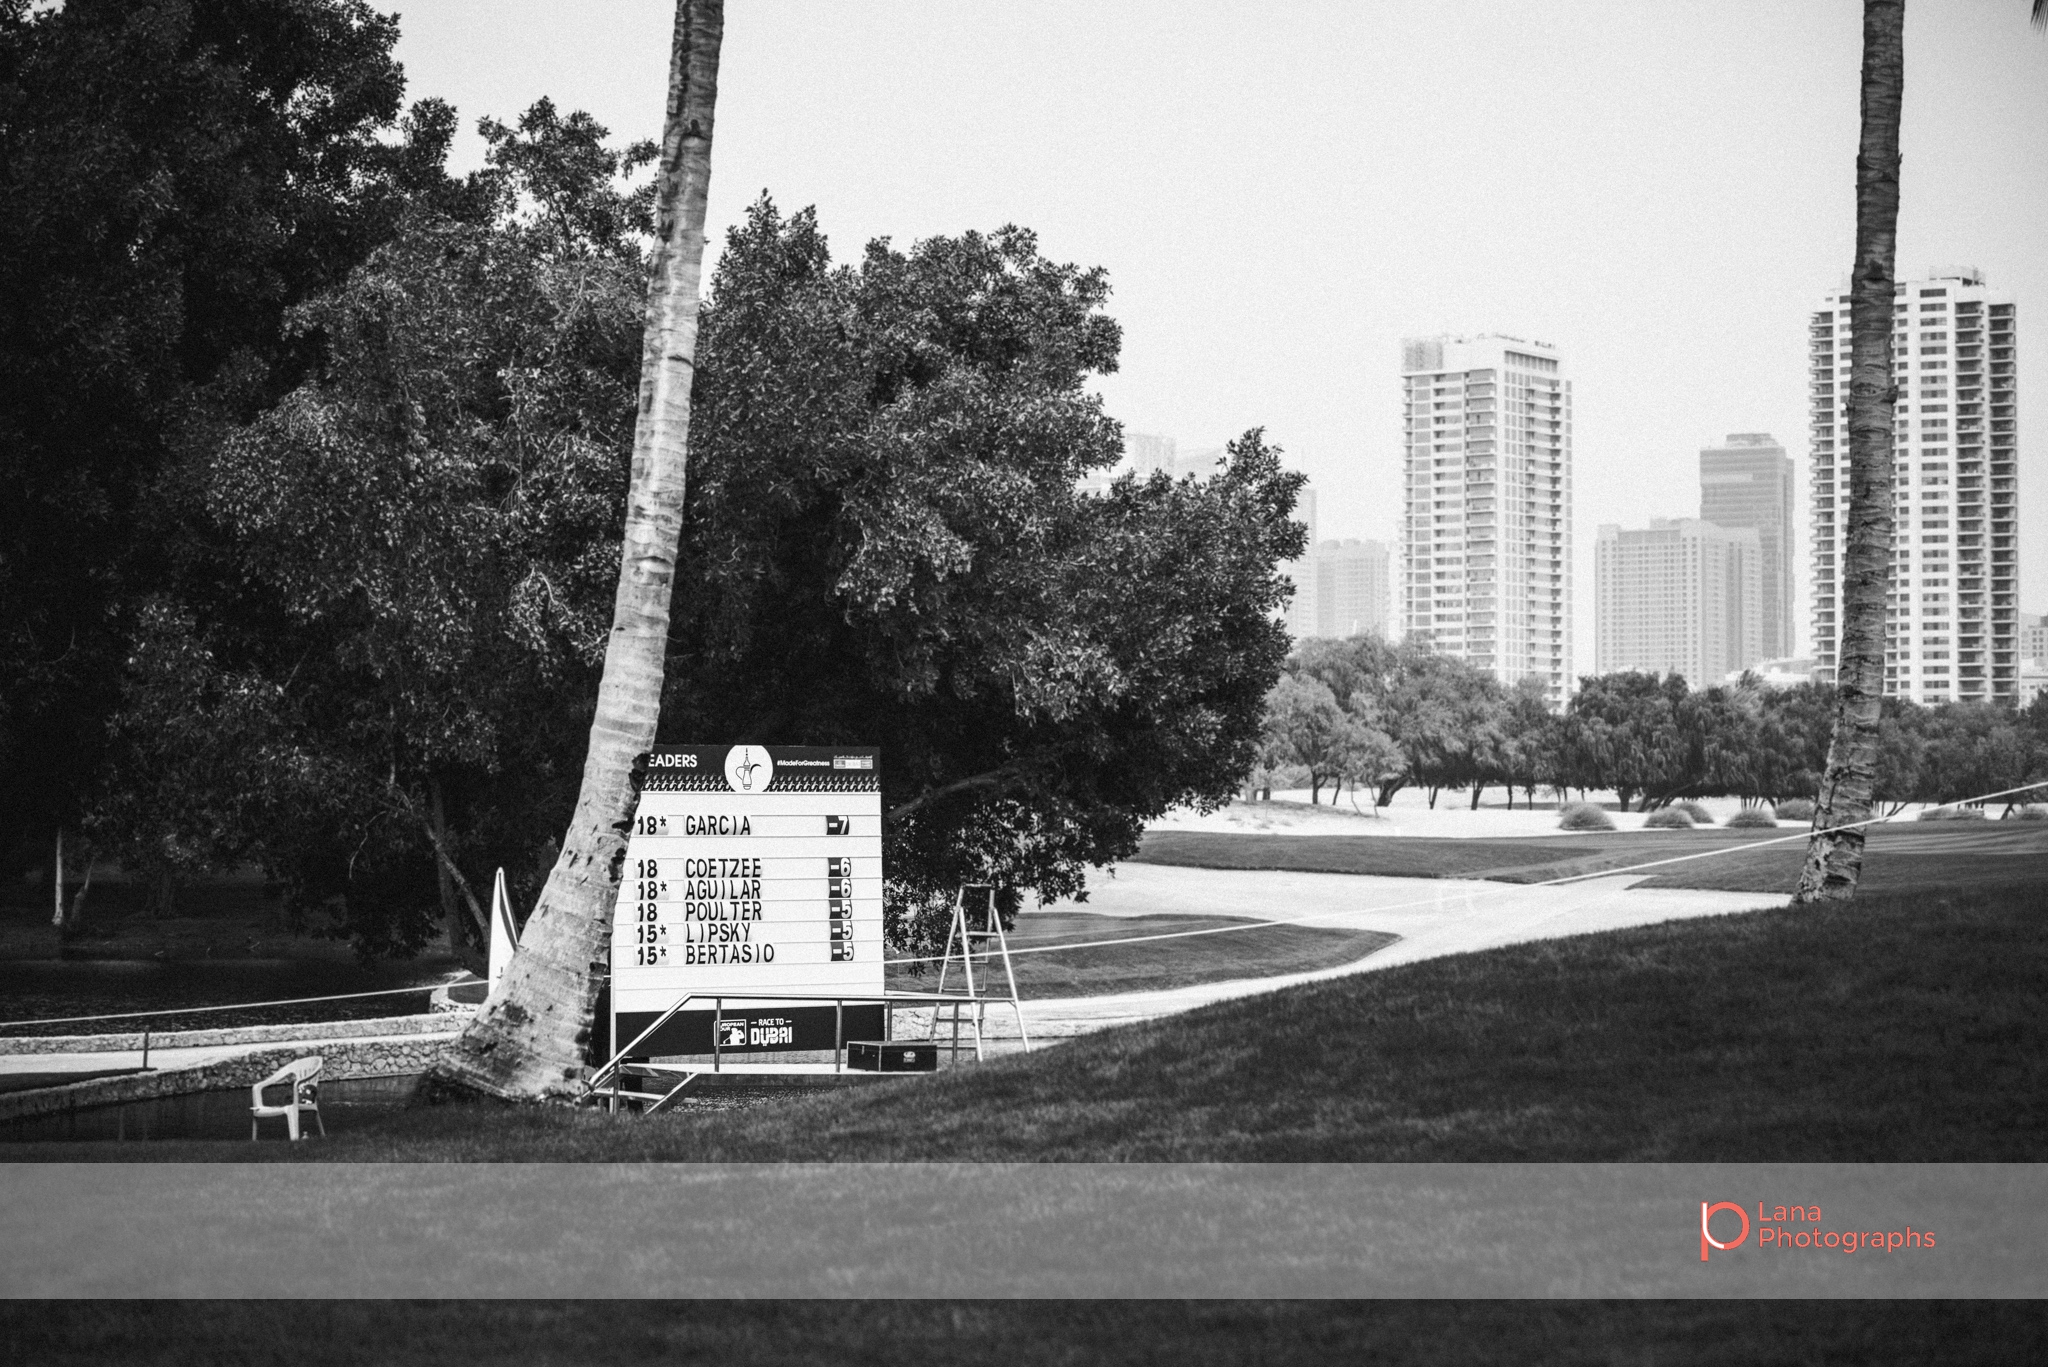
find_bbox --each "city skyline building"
[2019,610,2045,667]
[1080,431,1226,495]
[1312,539,1391,641]
[1809,268,2020,705]
[1126,432,1228,482]
[1126,431,1177,474]
[1595,518,1762,685]
[1699,433,1795,661]
[1281,532,1392,644]
[1401,334,1573,705]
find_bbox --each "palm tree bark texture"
[433,0,723,1097]
[1796,0,1902,903]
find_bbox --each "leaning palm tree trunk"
[1795,0,1903,903]
[433,0,723,1098]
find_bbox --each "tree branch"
[388,782,489,940]
[887,763,1034,822]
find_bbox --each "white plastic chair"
[249,1056,325,1140]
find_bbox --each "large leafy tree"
[1556,672,1689,814]
[1916,703,2038,811]
[665,199,1305,951]
[99,102,653,956]
[1754,681,1836,805]
[1261,676,1394,806]
[1378,648,1504,810]
[0,0,459,885]
[1495,676,1558,809]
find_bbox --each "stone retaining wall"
[0,1033,459,1125]
[0,1011,474,1057]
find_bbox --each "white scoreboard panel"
[609,745,886,1057]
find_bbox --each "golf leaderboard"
[608,745,887,1056]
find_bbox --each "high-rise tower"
[1595,519,1761,684]
[1313,539,1392,640]
[1401,335,1572,704]
[1809,269,2020,704]
[1699,433,1793,663]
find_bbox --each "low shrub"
[1674,800,1715,825]
[1918,805,1987,822]
[2012,805,2048,822]
[1776,798,1816,821]
[1643,808,1695,829]
[1558,802,1616,831]
[1726,807,1777,829]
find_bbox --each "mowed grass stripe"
[1132,824,2048,895]
[886,912,1395,1000]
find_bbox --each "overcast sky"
[393,0,2048,674]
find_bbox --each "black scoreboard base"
[845,1040,939,1073]
[613,1004,885,1058]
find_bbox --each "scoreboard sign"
[610,745,885,1057]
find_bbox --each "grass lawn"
[885,911,1394,999]
[15,881,2042,1163]
[1133,821,2048,896]
[1,1301,2041,1367]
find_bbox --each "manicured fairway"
[885,911,1395,999]
[15,882,2042,1164]
[1132,821,2048,896]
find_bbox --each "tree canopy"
[0,0,461,872]
[88,159,1308,958]
[95,99,649,955]
[671,200,1307,949]
[1257,639,2048,818]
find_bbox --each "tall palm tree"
[1799,1,2043,899]
[432,0,724,1098]
[1794,0,1904,903]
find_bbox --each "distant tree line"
[1257,635,2048,815]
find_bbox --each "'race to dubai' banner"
[609,745,886,1057]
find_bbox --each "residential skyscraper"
[1809,269,2020,704]
[1279,486,1319,638]
[1281,534,1392,643]
[1126,432,1178,476]
[1595,519,1761,684]
[2018,610,2046,666]
[1700,433,1794,661]
[1401,334,1572,704]
[1313,539,1391,640]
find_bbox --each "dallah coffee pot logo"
[724,745,773,793]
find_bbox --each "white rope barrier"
[881,778,2048,968]
[0,984,442,1031]
[5,780,2041,1029]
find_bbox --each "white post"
[50,828,63,928]
[486,868,519,998]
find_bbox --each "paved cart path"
[5,867,1786,1084]
[915,866,1785,1042]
